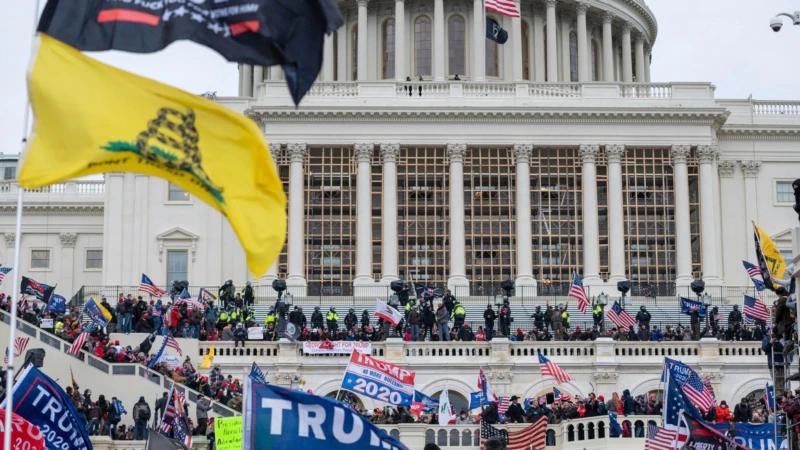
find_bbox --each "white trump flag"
[438,385,454,425]
[375,298,403,327]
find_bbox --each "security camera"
[771,16,784,32]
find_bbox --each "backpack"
[137,404,151,421]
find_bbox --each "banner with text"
[303,341,372,355]
[341,351,415,406]
[215,416,243,450]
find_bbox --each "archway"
[522,381,583,404]
[325,391,366,413]
[431,390,469,417]
[730,377,774,405]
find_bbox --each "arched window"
[569,31,578,81]
[351,24,358,81]
[591,40,599,81]
[522,21,531,80]
[448,15,466,76]
[383,19,395,79]
[485,18,499,78]
[414,16,432,77]
[333,31,339,81]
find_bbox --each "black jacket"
[484,308,497,325]
[635,310,651,324]
[344,313,358,329]
[506,403,525,423]
[361,311,370,328]
[729,310,743,324]
[483,403,499,424]
[311,312,324,329]
[734,403,751,422]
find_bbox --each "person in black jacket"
[622,389,635,416]
[532,306,545,330]
[459,323,475,341]
[627,325,638,341]
[793,179,800,224]
[482,402,499,424]
[344,309,358,331]
[733,398,751,423]
[484,305,496,341]
[154,391,168,426]
[421,305,435,341]
[729,305,743,335]
[361,310,370,329]
[310,307,324,329]
[506,396,525,423]
[635,306,651,330]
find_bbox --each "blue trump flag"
[469,391,488,410]
[0,364,93,450]
[83,297,112,326]
[710,422,774,449]
[45,294,67,314]
[414,390,439,412]
[250,362,269,385]
[244,382,409,450]
[680,297,706,318]
[608,412,623,437]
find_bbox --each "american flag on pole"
[553,387,572,403]
[569,272,590,314]
[68,323,94,355]
[0,266,12,284]
[3,337,30,363]
[607,301,636,329]
[480,417,547,450]
[484,0,520,18]
[497,396,510,415]
[682,371,716,414]
[742,260,766,292]
[139,273,167,297]
[176,288,204,310]
[743,295,770,322]
[644,423,677,450]
[538,353,574,384]
[162,328,183,356]
[160,387,192,447]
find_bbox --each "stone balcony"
[248,81,720,111]
[0,180,105,212]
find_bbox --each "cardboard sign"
[215,416,243,450]
[162,355,181,369]
[39,318,54,329]
[247,326,264,340]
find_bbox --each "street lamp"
[770,11,800,32]
[596,292,609,333]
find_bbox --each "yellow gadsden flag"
[754,222,787,281]
[21,35,287,276]
[200,346,215,370]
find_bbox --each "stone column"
[511,0,524,81]
[262,144,282,285]
[323,34,335,81]
[580,144,602,284]
[354,144,375,286]
[718,161,738,283]
[533,5,546,82]
[644,44,652,82]
[286,144,307,289]
[395,0,406,81]
[447,144,469,292]
[545,0,558,82]
[621,22,633,83]
[576,2,589,82]
[602,12,614,81]
[514,144,536,292]
[697,145,721,285]
[357,0,369,81]
[634,36,645,83]
[253,66,264,93]
[381,144,400,282]
[473,0,486,81]
[434,0,445,80]
[742,161,761,263]
[606,145,626,283]
[671,145,693,286]
[240,65,253,96]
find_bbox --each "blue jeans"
[410,324,420,341]
[190,323,201,339]
[134,420,148,440]
[438,322,450,341]
[485,324,494,341]
[153,316,162,332]
[122,313,132,333]
[87,418,99,435]
[104,421,118,439]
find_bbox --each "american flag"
[743,295,770,322]
[485,0,520,18]
[140,273,167,297]
[68,324,94,355]
[152,299,162,317]
[176,288,204,310]
[607,301,636,329]
[742,260,766,292]
[160,388,192,447]
[3,337,29,363]
[663,370,694,450]
[538,353,575,384]
[497,396,510,415]
[480,417,547,450]
[537,395,547,406]
[569,272,590,314]
[0,266,12,284]
[553,387,572,403]
[683,371,716,414]
[702,375,717,406]
[162,328,183,356]
[644,423,677,450]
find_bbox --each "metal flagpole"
[3,2,40,448]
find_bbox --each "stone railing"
[0,180,105,195]
[253,81,717,109]
[752,100,800,115]
[90,436,210,450]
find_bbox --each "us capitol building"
[0,0,799,447]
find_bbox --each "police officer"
[636,306,651,330]
[451,300,466,332]
[311,307,324,329]
[404,297,417,320]
[264,308,277,328]
[361,309,370,329]
[244,307,256,327]
[443,290,456,315]
[729,305,743,334]
[531,306,545,331]
[218,309,230,332]
[483,305,497,341]
[242,281,255,307]
[326,307,339,331]
[592,299,605,332]
[230,307,243,325]
[344,308,358,331]
[218,280,235,309]
[560,307,571,336]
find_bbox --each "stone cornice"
[718,126,800,141]
[249,108,728,126]
[0,205,104,216]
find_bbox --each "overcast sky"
[1,0,799,153]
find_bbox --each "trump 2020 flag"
[243,382,408,450]
[83,297,112,326]
[21,35,287,277]
[0,364,93,450]
[341,351,415,406]
[438,386,454,425]
[679,297,706,318]
[375,298,403,327]
[414,390,439,413]
[45,293,67,314]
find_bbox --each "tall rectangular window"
[415,16,432,76]
[167,250,188,287]
[383,19,395,79]
[31,250,50,269]
[777,181,794,203]
[4,167,16,180]
[168,183,190,202]
[86,250,103,269]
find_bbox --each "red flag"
[0,409,46,450]
[410,402,425,419]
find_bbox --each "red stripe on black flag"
[97,9,160,26]
[230,20,260,36]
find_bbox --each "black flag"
[37,0,344,105]
[486,17,508,44]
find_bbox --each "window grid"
[448,15,466,76]
[530,148,583,281]
[464,147,516,295]
[86,250,103,269]
[687,154,702,280]
[596,153,610,279]
[522,21,531,80]
[4,167,16,181]
[397,147,450,286]
[166,250,188,287]
[569,31,578,82]
[383,19,395,80]
[415,16,432,77]
[371,156,383,281]
[275,150,291,280]
[31,250,50,269]
[304,147,357,296]
[168,183,190,202]
[777,181,794,203]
